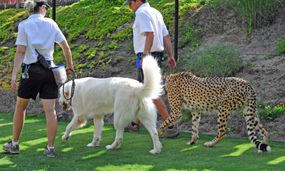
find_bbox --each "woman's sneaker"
[3,140,19,154]
[43,146,56,158]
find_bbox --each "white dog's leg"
[106,129,124,150]
[87,116,104,147]
[139,103,162,154]
[62,115,79,140]
[105,106,132,150]
[140,120,162,154]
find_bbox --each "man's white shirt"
[132,3,169,54]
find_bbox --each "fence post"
[52,0,56,21]
[174,0,179,61]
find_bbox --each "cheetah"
[159,72,271,152]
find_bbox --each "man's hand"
[167,56,176,69]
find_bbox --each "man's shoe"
[125,122,140,132]
[43,146,56,158]
[164,126,179,138]
[3,140,19,154]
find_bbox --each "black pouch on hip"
[35,49,50,69]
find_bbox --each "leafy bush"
[181,108,192,123]
[223,0,279,33]
[187,43,242,77]
[179,24,201,48]
[276,38,285,55]
[0,9,26,43]
[258,104,285,120]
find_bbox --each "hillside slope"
[178,1,285,102]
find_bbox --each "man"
[124,0,179,138]
[3,0,74,157]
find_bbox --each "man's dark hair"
[142,0,147,3]
[33,4,41,13]
[34,2,47,13]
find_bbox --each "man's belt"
[136,51,163,58]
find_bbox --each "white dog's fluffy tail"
[139,55,163,99]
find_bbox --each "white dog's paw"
[87,142,97,147]
[105,139,122,150]
[87,140,100,147]
[105,145,114,150]
[62,135,68,141]
[62,133,71,141]
[149,149,160,154]
[105,144,121,150]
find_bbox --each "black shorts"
[137,52,163,83]
[18,63,58,100]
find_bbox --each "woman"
[3,0,74,158]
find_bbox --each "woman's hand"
[11,76,17,91]
[66,67,75,75]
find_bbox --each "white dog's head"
[58,81,73,112]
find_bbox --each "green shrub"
[276,38,285,55]
[258,104,285,120]
[223,0,279,34]
[0,9,26,43]
[187,43,242,77]
[181,108,192,123]
[206,0,222,9]
[179,25,201,48]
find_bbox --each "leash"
[62,70,76,106]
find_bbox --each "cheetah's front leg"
[158,98,182,137]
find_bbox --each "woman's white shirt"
[16,14,66,64]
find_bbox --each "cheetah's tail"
[257,143,271,153]
[246,88,271,152]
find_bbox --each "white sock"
[47,146,54,150]
[12,140,18,146]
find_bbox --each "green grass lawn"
[0,113,284,171]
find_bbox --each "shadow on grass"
[0,113,285,171]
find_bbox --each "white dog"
[59,55,163,154]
